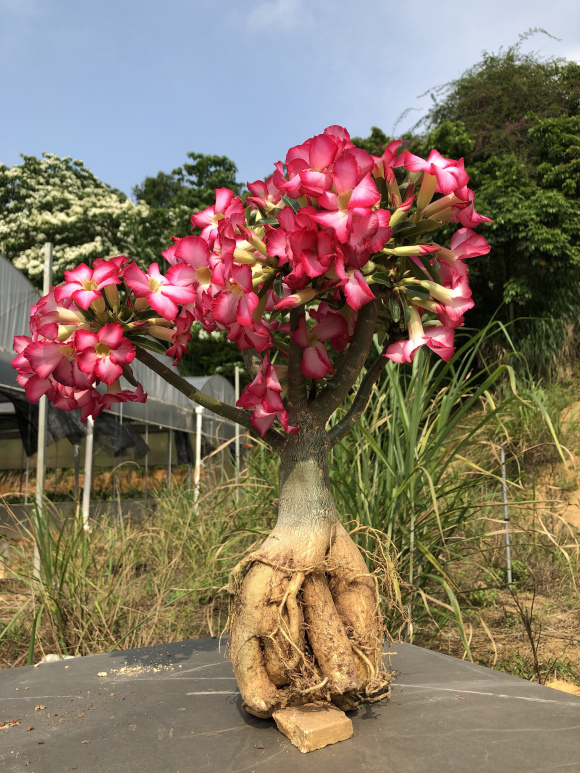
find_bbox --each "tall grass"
[330,325,564,648]
[0,471,274,666]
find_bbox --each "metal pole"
[19,444,24,495]
[73,444,80,501]
[117,404,123,522]
[234,366,241,479]
[24,456,30,505]
[167,427,173,489]
[34,242,53,578]
[500,447,513,585]
[194,407,203,502]
[144,424,149,499]
[82,418,94,533]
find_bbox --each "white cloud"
[246,0,312,31]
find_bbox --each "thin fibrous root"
[301,677,329,696]
[351,644,376,681]
[272,570,305,673]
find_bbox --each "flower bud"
[148,326,174,342]
[57,325,77,342]
[274,288,317,310]
[422,192,465,219]
[90,296,106,314]
[104,284,119,311]
[416,173,438,211]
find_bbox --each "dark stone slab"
[1,639,580,772]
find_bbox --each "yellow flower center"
[95,343,111,358]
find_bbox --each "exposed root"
[227,522,399,718]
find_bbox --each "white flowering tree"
[0,153,172,285]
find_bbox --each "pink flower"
[434,228,491,285]
[122,262,197,321]
[237,352,298,436]
[249,404,299,437]
[346,208,392,257]
[310,303,352,351]
[29,290,85,331]
[267,206,337,285]
[93,255,130,272]
[247,165,285,211]
[74,323,136,385]
[385,308,455,363]
[237,352,284,413]
[190,188,244,245]
[312,152,380,242]
[211,263,259,327]
[451,187,493,228]
[399,149,469,195]
[292,312,347,379]
[12,336,57,402]
[371,140,404,178]
[23,340,92,389]
[55,262,120,310]
[165,311,194,365]
[75,383,146,422]
[335,251,375,311]
[226,321,273,352]
[418,276,474,328]
[281,132,343,199]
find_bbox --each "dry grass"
[0,461,276,668]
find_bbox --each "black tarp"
[0,387,149,460]
[0,387,85,456]
[92,413,149,459]
[174,430,194,465]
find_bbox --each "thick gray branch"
[327,353,387,446]
[135,346,285,451]
[314,299,380,421]
[287,307,308,420]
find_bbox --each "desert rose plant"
[13,126,490,717]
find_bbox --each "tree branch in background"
[314,299,380,421]
[135,346,285,451]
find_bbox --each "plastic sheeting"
[0,254,40,392]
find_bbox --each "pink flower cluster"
[13,125,491,433]
[13,259,146,420]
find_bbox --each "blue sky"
[1,0,579,199]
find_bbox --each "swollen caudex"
[227,524,394,718]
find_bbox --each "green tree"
[363,36,580,373]
[133,152,243,237]
[350,126,393,156]
[0,153,159,286]
[177,324,247,386]
[423,33,580,164]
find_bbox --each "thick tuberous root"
[228,524,396,719]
